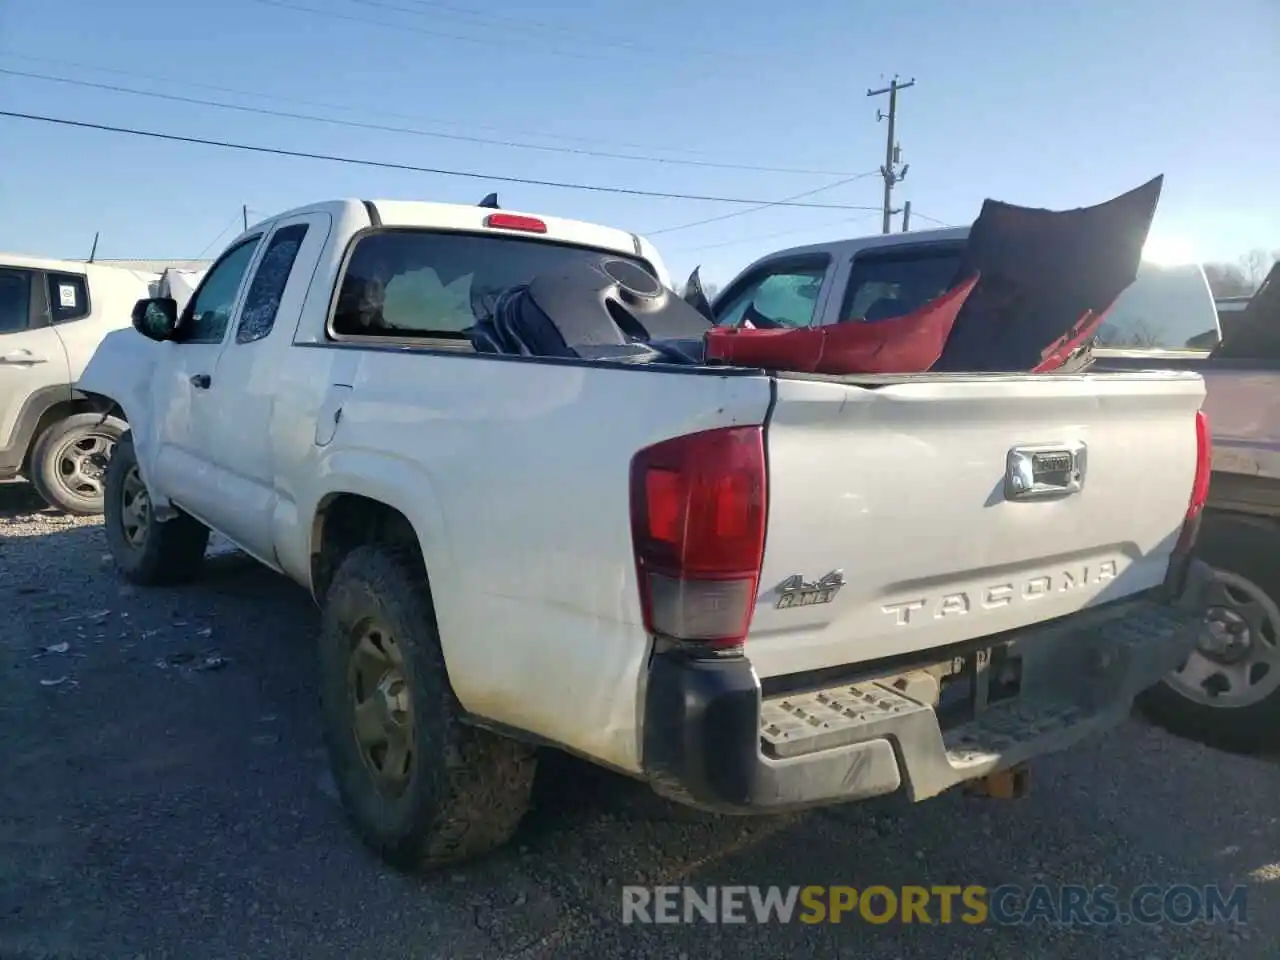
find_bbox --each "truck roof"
[755,226,969,259]
[240,198,666,283]
[731,226,969,279]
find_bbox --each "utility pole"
[901,200,912,232]
[242,205,249,231]
[867,76,914,234]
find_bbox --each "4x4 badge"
[775,570,845,609]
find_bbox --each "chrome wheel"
[53,430,116,502]
[119,465,151,548]
[348,618,415,797]
[1167,569,1280,709]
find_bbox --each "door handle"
[190,373,211,389]
[0,350,46,365]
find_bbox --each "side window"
[47,272,91,324]
[714,261,828,329]
[235,224,309,344]
[839,247,963,323]
[0,269,32,334]
[182,237,262,343]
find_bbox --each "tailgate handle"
[1005,443,1086,501]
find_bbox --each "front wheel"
[318,545,537,869]
[1138,514,1280,753]
[28,412,126,515]
[103,432,210,586]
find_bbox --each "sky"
[0,0,1276,287]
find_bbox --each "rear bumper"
[640,561,1213,813]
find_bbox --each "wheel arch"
[3,385,127,477]
[311,492,424,601]
[304,451,452,599]
[29,391,128,468]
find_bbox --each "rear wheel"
[103,432,209,586]
[28,412,126,515]
[1138,514,1280,753]
[318,545,537,869]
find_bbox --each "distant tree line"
[1203,248,1277,299]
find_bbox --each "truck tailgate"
[748,371,1206,679]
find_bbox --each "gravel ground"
[3,479,1279,960]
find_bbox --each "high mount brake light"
[484,213,547,234]
[629,426,767,651]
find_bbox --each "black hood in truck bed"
[933,176,1163,372]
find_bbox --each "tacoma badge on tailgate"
[776,570,846,609]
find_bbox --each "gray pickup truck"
[1093,262,1280,752]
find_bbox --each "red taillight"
[484,213,547,234]
[1176,410,1212,553]
[629,426,767,650]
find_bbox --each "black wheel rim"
[119,464,151,547]
[347,616,415,798]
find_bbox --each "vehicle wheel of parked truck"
[318,545,538,869]
[103,432,210,585]
[1139,513,1280,753]
[29,412,127,515]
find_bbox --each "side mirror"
[131,297,179,341]
[682,266,715,322]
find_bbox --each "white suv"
[0,254,157,513]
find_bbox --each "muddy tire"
[29,412,127,515]
[1138,514,1280,753]
[103,432,209,586]
[318,545,537,869]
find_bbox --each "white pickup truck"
[79,198,1212,869]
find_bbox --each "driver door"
[148,235,262,526]
[0,268,71,470]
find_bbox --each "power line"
[905,210,953,228]
[867,76,915,234]
[255,0,621,65]
[675,209,955,254]
[353,0,699,57]
[671,212,883,253]
[0,109,889,210]
[0,66,862,177]
[195,212,244,259]
[0,52,748,160]
[648,173,881,236]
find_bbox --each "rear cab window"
[328,229,659,342]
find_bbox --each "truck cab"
[708,226,1221,355]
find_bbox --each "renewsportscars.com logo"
[621,884,1249,927]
